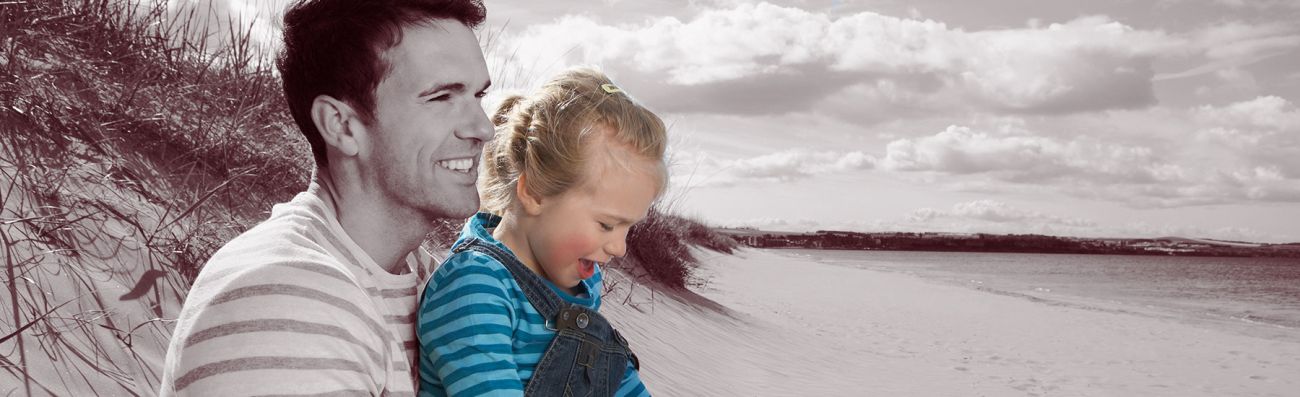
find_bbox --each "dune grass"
[609,207,738,291]
[1,0,735,394]
[2,0,307,394]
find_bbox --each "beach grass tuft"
[611,207,739,290]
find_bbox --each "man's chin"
[417,198,479,221]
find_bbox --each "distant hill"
[718,228,1300,258]
[1155,237,1262,248]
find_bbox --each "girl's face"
[520,142,661,294]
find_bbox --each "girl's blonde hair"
[479,67,668,213]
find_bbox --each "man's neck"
[313,168,425,275]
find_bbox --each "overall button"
[576,313,589,329]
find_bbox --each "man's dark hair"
[277,0,486,166]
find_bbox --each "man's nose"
[455,104,495,143]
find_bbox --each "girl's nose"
[605,238,627,259]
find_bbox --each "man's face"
[364,19,492,222]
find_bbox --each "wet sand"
[602,248,1300,396]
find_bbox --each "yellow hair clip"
[600,83,623,94]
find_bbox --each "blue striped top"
[417,213,650,397]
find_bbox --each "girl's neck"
[490,212,544,277]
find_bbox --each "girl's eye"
[475,90,488,99]
[428,94,451,102]
[598,222,614,232]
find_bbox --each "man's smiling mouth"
[437,158,475,173]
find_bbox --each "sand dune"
[604,248,1300,396]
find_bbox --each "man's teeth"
[437,159,473,173]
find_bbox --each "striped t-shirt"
[416,212,650,397]
[160,182,436,396]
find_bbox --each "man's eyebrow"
[418,82,465,97]
[417,80,491,98]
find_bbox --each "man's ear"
[516,173,544,216]
[310,95,363,157]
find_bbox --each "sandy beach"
[603,248,1300,396]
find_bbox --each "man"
[159,0,493,394]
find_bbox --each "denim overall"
[451,238,641,397]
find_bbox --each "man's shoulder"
[161,252,390,396]
[168,215,387,359]
[187,209,368,302]
[218,201,328,253]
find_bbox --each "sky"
[189,0,1300,243]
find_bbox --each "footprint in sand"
[1249,375,1267,381]
[954,366,969,372]
[1009,377,1043,393]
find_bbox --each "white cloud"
[494,3,1300,119]
[724,217,820,231]
[908,200,1097,228]
[166,0,285,66]
[508,7,1178,87]
[1192,21,1300,60]
[871,200,1291,242]
[878,98,1300,207]
[174,1,1300,124]
[1212,0,1300,10]
[1192,96,1300,179]
[1156,22,1300,81]
[678,149,876,187]
[1194,95,1300,130]
[878,124,1169,184]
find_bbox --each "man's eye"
[598,222,613,232]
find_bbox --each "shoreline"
[774,246,1300,338]
[757,245,1300,259]
[772,248,1300,341]
[604,248,1300,396]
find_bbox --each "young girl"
[417,68,665,397]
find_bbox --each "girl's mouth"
[578,259,596,279]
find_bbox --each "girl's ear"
[516,173,544,216]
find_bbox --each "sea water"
[778,249,1300,341]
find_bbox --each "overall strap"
[451,238,566,321]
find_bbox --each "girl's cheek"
[556,232,597,259]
